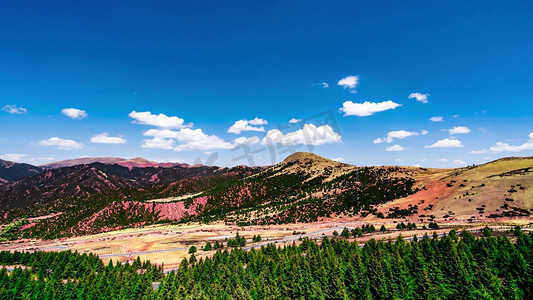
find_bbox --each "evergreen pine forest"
[1,228,532,299]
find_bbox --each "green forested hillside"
[1,229,532,299]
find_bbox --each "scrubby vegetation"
[191,165,417,225]
[0,218,28,241]
[1,230,532,299]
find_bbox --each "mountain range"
[0,159,43,183]
[0,152,531,239]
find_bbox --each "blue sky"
[1,1,532,167]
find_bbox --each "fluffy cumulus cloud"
[173,128,235,151]
[129,111,188,129]
[408,92,430,104]
[2,104,27,114]
[142,137,175,150]
[333,157,344,162]
[262,124,341,146]
[425,138,464,148]
[337,75,359,90]
[39,137,83,150]
[143,128,234,151]
[340,100,401,117]
[233,136,259,145]
[430,116,443,122]
[386,145,408,151]
[374,130,427,144]
[289,118,302,124]
[90,133,126,144]
[62,108,88,119]
[448,126,470,134]
[472,132,533,153]
[228,118,268,134]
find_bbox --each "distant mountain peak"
[282,152,338,165]
[40,157,190,169]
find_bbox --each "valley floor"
[2,218,531,271]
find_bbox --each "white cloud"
[2,105,27,114]
[386,145,408,151]
[233,136,259,145]
[448,126,470,134]
[262,124,341,146]
[0,154,54,164]
[485,132,533,152]
[289,118,302,124]
[395,158,405,162]
[340,100,401,117]
[408,92,429,104]
[90,133,126,144]
[62,108,87,120]
[453,159,467,166]
[332,157,344,162]
[412,164,423,167]
[129,111,188,129]
[437,158,448,162]
[337,75,359,90]
[248,117,268,126]
[228,118,268,134]
[425,138,464,148]
[374,130,426,144]
[0,153,29,162]
[470,149,489,154]
[320,82,329,88]
[142,129,180,138]
[143,128,235,151]
[142,137,175,150]
[173,128,234,151]
[430,116,443,122]
[39,137,83,150]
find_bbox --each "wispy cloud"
[430,116,443,122]
[453,159,467,166]
[313,82,329,88]
[0,153,54,164]
[374,129,427,144]
[2,104,27,114]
